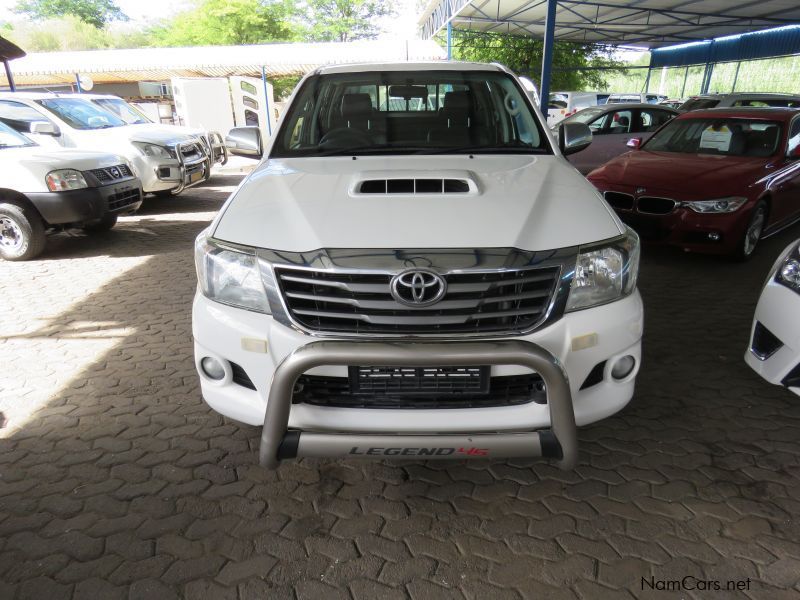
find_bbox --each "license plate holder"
[349,366,490,396]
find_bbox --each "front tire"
[736,200,766,261]
[0,203,46,261]
[82,213,118,233]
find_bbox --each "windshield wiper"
[311,145,429,157]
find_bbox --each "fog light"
[708,232,720,241]
[611,355,636,380]
[201,357,226,380]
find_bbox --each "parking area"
[1,176,799,600]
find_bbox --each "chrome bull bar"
[259,340,578,470]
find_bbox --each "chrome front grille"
[274,265,561,335]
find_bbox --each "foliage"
[301,0,395,42]
[3,15,112,51]
[271,75,302,100]
[448,30,624,91]
[149,0,297,47]
[13,0,127,28]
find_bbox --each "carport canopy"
[419,0,800,109]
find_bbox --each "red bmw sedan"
[587,108,800,259]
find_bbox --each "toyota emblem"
[390,269,446,307]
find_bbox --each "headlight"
[566,228,640,312]
[683,197,746,213]
[46,169,88,191]
[775,242,800,293]
[194,230,270,313]
[133,142,176,159]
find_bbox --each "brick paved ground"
[1,176,799,600]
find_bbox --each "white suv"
[0,92,211,196]
[193,62,644,470]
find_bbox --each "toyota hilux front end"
[192,62,644,470]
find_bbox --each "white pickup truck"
[0,92,211,196]
[0,119,142,260]
[194,62,644,470]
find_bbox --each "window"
[243,97,259,110]
[92,98,151,125]
[37,98,126,130]
[245,109,259,127]
[638,109,674,132]
[0,120,36,148]
[0,100,49,133]
[271,70,550,157]
[591,110,633,135]
[788,118,800,156]
[241,81,258,95]
[645,117,783,157]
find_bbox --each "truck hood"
[213,155,624,252]
[129,123,207,139]
[589,150,769,195]
[88,124,197,148]
[1,146,126,171]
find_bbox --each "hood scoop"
[352,172,478,196]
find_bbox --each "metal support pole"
[446,0,452,60]
[3,60,15,92]
[643,68,651,93]
[680,66,689,98]
[75,73,82,93]
[700,62,714,94]
[731,61,741,92]
[540,0,557,113]
[261,65,273,137]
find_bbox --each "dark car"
[554,103,678,174]
[587,107,800,259]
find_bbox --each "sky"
[0,0,421,37]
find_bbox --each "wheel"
[736,200,767,261]
[82,212,118,233]
[0,203,46,261]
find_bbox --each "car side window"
[597,110,632,135]
[0,100,49,133]
[638,109,674,133]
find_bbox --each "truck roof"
[315,61,507,75]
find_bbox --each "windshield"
[37,98,127,130]
[92,98,151,125]
[271,70,551,157]
[0,120,35,148]
[644,117,783,157]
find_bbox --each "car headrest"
[341,94,373,119]
[443,91,472,112]
[617,116,629,127]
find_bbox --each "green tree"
[4,15,112,51]
[14,0,127,28]
[150,0,297,47]
[449,31,623,91]
[303,0,395,42]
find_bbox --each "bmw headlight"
[683,197,746,213]
[775,241,800,294]
[194,230,270,313]
[133,142,176,159]
[46,169,88,191]
[566,228,640,312]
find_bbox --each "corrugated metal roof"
[420,0,800,48]
[650,25,800,67]
[2,40,446,85]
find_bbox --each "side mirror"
[558,122,592,156]
[225,126,263,159]
[29,121,60,136]
[626,137,643,149]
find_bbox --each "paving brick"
[216,554,277,585]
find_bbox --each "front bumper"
[744,274,800,397]
[26,178,143,226]
[193,290,643,467]
[595,186,752,254]
[131,143,211,194]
